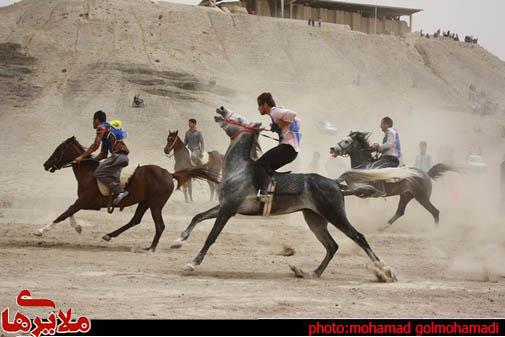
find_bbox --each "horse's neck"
[223,134,255,173]
[72,161,98,185]
[349,148,373,169]
[173,137,190,167]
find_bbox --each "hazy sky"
[1,0,504,60]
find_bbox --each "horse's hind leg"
[322,209,397,282]
[415,195,440,225]
[382,193,414,230]
[171,205,220,249]
[34,201,81,236]
[290,210,337,279]
[102,201,149,241]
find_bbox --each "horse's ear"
[175,130,178,136]
[168,129,172,134]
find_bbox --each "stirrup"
[261,180,276,217]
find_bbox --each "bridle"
[48,139,91,171]
[223,113,266,140]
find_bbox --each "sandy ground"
[1,181,504,319]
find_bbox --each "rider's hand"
[371,143,380,152]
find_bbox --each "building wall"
[251,0,412,35]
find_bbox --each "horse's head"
[214,106,262,140]
[330,131,371,157]
[44,137,84,172]
[164,130,179,155]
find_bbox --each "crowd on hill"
[420,28,478,44]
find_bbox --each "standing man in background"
[185,118,205,166]
[415,141,433,172]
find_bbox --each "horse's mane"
[71,137,86,153]
[351,131,371,148]
[250,133,262,160]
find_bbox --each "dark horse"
[37,136,218,252]
[164,130,223,202]
[330,131,455,230]
[172,107,401,282]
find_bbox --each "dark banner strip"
[81,319,505,336]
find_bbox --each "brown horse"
[37,136,219,252]
[164,130,223,202]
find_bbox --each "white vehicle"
[466,154,487,171]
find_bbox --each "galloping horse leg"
[184,208,234,272]
[182,183,189,203]
[145,203,167,252]
[321,208,397,282]
[102,201,149,242]
[290,210,336,278]
[34,201,82,236]
[382,193,414,230]
[171,205,220,249]
[69,216,82,234]
[415,195,440,225]
[188,179,193,202]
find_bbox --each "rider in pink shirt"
[256,92,301,199]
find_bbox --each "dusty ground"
[1,182,504,319]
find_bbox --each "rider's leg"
[94,153,129,205]
[255,144,297,197]
[371,155,399,197]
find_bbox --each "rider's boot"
[256,177,274,203]
[113,190,129,205]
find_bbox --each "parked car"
[466,154,487,172]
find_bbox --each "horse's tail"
[339,167,423,184]
[171,167,220,190]
[427,163,456,180]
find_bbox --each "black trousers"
[370,155,400,169]
[255,144,298,190]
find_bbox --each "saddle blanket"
[97,166,137,196]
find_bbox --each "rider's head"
[93,110,107,129]
[380,117,393,132]
[257,92,276,115]
[188,118,197,130]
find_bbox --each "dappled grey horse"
[330,131,455,229]
[173,106,405,281]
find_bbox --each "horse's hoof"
[74,225,82,234]
[32,229,43,237]
[143,247,155,253]
[378,223,391,232]
[183,263,196,273]
[170,238,184,249]
[102,234,111,241]
[289,265,315,278]
[367,261,398,283]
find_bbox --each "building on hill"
[199,0,422,35]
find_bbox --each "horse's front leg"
[171,205,220,249]
[34,201,82,236]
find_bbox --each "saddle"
[189,151,209,167]
[97,166,137,196]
